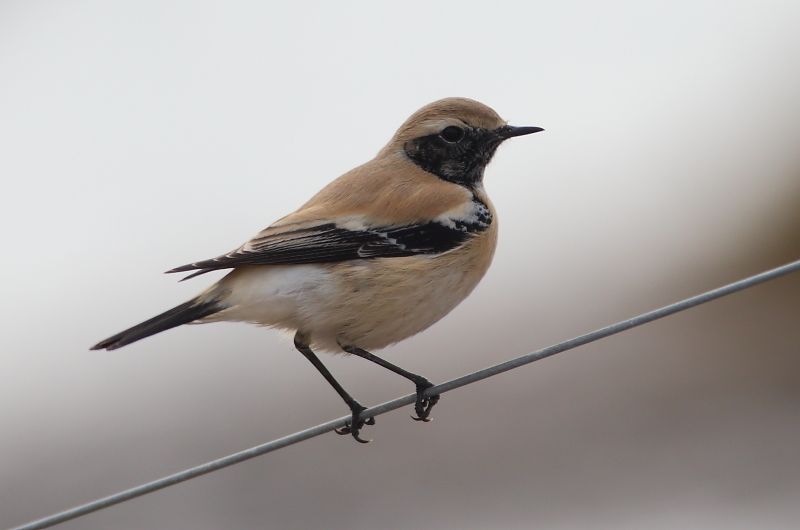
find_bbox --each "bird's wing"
[167,203,491,279]
[167,155,492,279]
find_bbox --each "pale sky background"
[2,1,800,529]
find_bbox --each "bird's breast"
[311,217,498,351]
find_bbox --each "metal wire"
[11,258,800,530]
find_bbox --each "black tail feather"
[91,299,222,351]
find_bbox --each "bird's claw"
[411,382,440,422]
[335,405,375,443]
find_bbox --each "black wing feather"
[167,220,481,276]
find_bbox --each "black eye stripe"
[440,126,465,143]
[405,127,500,188]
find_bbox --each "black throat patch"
[404,128,503,187]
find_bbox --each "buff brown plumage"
[92,97,543,442]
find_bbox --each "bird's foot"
[335,403,376,443]
[411,380,440,422]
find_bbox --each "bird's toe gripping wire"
[411,381,440,422]
[335,403,376,443]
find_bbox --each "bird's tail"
[91,298,223,351]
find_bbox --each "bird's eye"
[440,126,465,143]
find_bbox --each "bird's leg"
[294,333,374,443]
[339,343,440,422]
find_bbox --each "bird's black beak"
[497,125,544,139]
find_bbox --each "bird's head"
[382,97,543,188]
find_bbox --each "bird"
[92,97,543,442]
